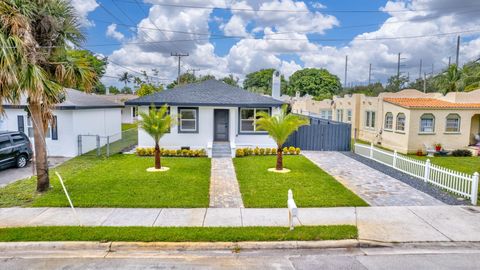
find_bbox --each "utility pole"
[448,56,451,67]
[188,68,200,77]
[397,53,401,79]
[368,63,372,85]
[419,59,422,79]
[171,52,189,84]
[455,35,460,67]
[344,55,348,88]
[423,72,427,93]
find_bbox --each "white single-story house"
[101,94,138,124]
[0,89,123,157]
[126,79,285,157]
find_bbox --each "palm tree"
[256,105,309,171]
[0,0,99,191]
[435,64,463,94]
[119,72,132,87]
[138,105,174,170]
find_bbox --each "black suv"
[0,131,33,169]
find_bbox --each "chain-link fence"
[78,127,137,157]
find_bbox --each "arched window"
[384,112,393,130]
[420,114,435,133]
[445,114,461,133]
[396,113,406,131]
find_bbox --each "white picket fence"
[354,143,479,205]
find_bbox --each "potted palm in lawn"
[256,105,309,173]
[138,105,174,172]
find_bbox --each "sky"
[71,0,480,88]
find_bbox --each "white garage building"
[0,89,123,157]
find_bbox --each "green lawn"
[234,155,368,208]
[0,155,211,208]
[411,155,480,175]
[0,225,357,242]
[121,123,137,131]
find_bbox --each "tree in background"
[462,61,480,91]
[108,86,120,94]
[121,86,133,94]
[0,0,99,191]
[221,74,239,87]
[137,83,163,97]
[339,83,385,97]
[385,75,409,92]
[433,64,463,94]
[243,68,288,95]
[287,68,341,98]
[138,105,174,170]
[119,72,132,87]
[256,105,309,171]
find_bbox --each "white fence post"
[424,159,431,183]
[393,150,397,168]
[471,172,479,205]
[369,143,374,159]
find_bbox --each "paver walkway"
[302,151,443,206]
[209,158,244,208]
[2,206,480,243]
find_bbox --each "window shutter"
[52,116,58,140]
[17,115,24,133]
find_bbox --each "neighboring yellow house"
[290,89,480,154]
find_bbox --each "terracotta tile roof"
[384,98,480,109]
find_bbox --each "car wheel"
[16,155,28,168]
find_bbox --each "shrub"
[451,149,472,157]
[265,148,271,155]
[288,146,296,155]
[236,148,244,157]
[259,148,265,155]
[271,148,277,154]
[135,147,207,157]
[283,147,288,154]
[295,147,301,155]
[254,147,260,155]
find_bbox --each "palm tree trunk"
[30,103,50,192]
[276,146,283,170]
[154,142,161,169]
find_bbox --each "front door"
[214,109,229,141]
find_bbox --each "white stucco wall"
[0,107,122,157]
[137,106,278,149]
[121,105,137,124]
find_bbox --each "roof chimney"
[272,70,281,99]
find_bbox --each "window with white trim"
[346,109,352,122]
[420,113,435,133]
[365,111,376,129]
[384,112,393,130]
[396,113,406,131]
[239,108,269,133]
[320,110,332,120]
[445,114,460,133]
[336,109,344,122]
[178,108,198,132]
[27,116,51,139]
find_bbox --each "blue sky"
[71,0,480,87]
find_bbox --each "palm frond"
[138,105,175,144]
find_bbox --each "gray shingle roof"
[3,89,124,110]
[125,80,284,107]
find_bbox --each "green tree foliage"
[221,74,239,87]
[385,75,409,92]
[339,83,385,97]
[433,64,463,94]
[287,68,341,98]
[138,105,174,169]
[107,86,120,94]
[243,69,288,95]
[119,72,132,87]
[256,105,309,171]
[121,86,133,94]
[137,83,164,97]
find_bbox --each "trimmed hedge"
[236,146,301,157]
[136,147,207,157]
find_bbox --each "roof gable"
[126,80,284,107]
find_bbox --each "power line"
[171,53,189,84]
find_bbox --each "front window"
[365,111,376,129]
[27,117,51,139]
[384,112,393,130]
[336,109,344,122]
[396,113,406,131]
[178,108,198,133]
[445,114,460,133]
[240,108,269,133]
[320,110,332,120]
[346,109,352,122]
[420,114,435,133]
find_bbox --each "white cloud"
[70,0,98,27]
[106,24,125,41]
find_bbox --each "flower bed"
[136,147,207,157]
[235,146,301,157]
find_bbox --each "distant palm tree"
[119,72,132,87]
[138,105,174,169]
[435,64,463,94]
[256,105,309,171]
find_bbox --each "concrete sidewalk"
[2,206,480,243]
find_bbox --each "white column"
[424,159,431,183]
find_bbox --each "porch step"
[212,142,232,158]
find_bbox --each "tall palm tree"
[138,105,174,170]
[435,64,463,94]
[256,105,309,171]
[119,72,132,87]
[0,0,98,192]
